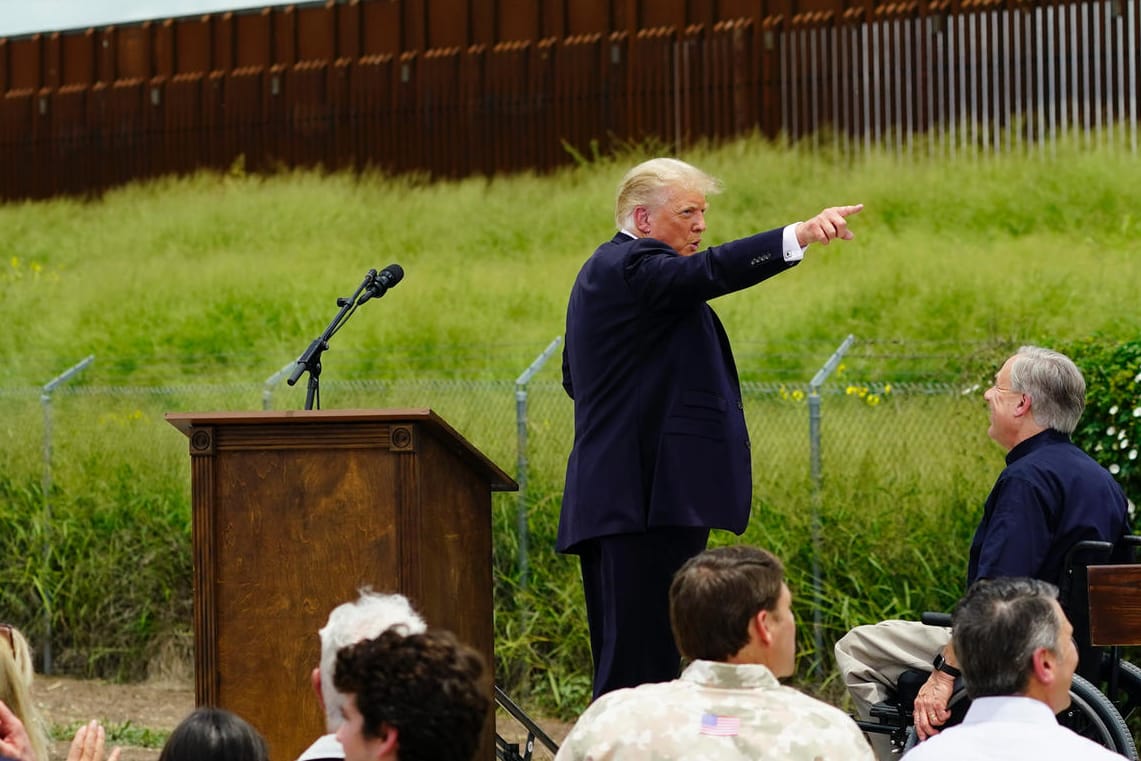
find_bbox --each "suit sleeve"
[623,230,794,312]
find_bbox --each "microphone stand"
[287,269,377,410]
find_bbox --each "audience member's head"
[669,545,796,676]
[0,625,48,761]
[986,346,1086,451]
[315,590,426,732]
[951,577,1075,712]
[333,629,490,761]
[157,708,268,761]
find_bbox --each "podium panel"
[167,409,516,761]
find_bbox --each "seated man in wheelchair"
[905,577,1127,761]
[835,346,1131,759]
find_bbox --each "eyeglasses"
[990,384,1022,395]
[0,623,13,654]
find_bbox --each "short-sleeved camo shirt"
[555,660,874,761]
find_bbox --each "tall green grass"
[1,133,1139,715]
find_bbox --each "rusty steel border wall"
[1,0,1137,200]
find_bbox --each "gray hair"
[951,577,1063,698]
[614,157,722,229]
[1009,345,1086,434]
[317,589,426,730]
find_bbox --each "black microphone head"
[378,263,404,288]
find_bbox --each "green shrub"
[1065,337,1141,506]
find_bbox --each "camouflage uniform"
[555,660,874,760]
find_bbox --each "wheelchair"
[854,537,1141,758]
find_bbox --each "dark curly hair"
[333,628,490,761]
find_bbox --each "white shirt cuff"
[782,223,805,262]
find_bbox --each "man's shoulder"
[295,733,343,761]
[904,715,1128,761]
[628,674,863,734]
[997,435,1116,489]
[770,682,866,725]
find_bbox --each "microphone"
[357,264,404,305]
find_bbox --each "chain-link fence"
[0,337,1003,676]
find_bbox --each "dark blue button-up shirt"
[968,429,1130,587]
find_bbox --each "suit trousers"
[578,527,710,699]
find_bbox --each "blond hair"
[614,158,722,230]
[0,625,50,761]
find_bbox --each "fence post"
[262,360,298,410]
[807,334,854,678]
[514,336,563,593]
[40,354,95,674]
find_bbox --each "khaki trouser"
[834,620,952,760]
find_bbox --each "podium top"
[165,408,518,491]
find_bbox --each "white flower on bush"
[1110,405,1119,415]
[1110,463,1121,474]
[1134,407,1141,417]
[1131,449,1139,461]
[1121,439,1131,449]
[1108,426,1118,436]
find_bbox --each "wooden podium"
[166,409,516,761]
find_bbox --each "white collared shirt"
[903,696,1128,761]
[295,733,344,761]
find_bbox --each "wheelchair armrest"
[921,611,952,627]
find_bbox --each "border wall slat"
[43,34,61,89]
[394,52,418,173]
[297,5,335,62]
[116,25,151,80]
[0,91,36,199]
[49,85,90,195]
[236,10,273,69]
[213,13,235,72]
[166,73,202,176]
[175,18,212,74]
[154,22,174,79]
[362,1,403,55]
[337,4,362,61]
[8,36,43,90]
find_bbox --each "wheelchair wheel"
[1058,673,1138,760]
[1107,658,1141,720]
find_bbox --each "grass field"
[1,132,1139,716]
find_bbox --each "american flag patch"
[699,712,741,737]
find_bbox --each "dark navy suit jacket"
[557,229,798,553]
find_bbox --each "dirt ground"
[33,674,193,761]
[33,674,569,761]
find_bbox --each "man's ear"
[753,609,774,647]
[375,724,399,760]
[311,667,325,712]
[1031,647,1057,686]
[634,206,651,235]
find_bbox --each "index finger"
[835,203,864,217]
